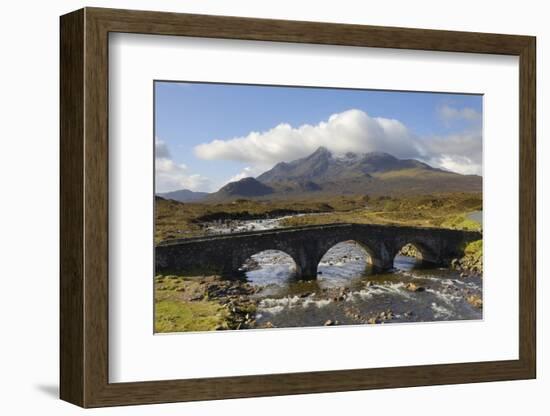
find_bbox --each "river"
[202,215,483,328]
[468,210,483,225]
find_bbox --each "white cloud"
[226,166,265,184]
[438,104,481,124]
[155,139,212,193]
[194,108,482,178]
[420,129,482,175]
[195,109,421,167]
[432,155,481,175]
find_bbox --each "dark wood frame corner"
[60,7,536,408]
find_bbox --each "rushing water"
[203,216,295,234]
[203,212,332,235]
[207,216,483,328]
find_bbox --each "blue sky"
[155,81,482,193]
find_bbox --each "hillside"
[256,147,481,197]
[157,189,208,202]
[206,177,274,200]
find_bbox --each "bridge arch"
[392,238,440,266]
[239,249,298,282]
[317,240,374,278]
[317,238,393,272]
[230,245,304,278]
[392,242,425,270]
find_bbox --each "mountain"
[207,177,274,200]
[157,189,209,202]
[255,147,482,197]
[258,147,435,183]
[160,148,482,203]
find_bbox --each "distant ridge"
[157,189,209,202]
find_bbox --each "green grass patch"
[440,214,481,231]
[155,299,229,333]
[464,239,483,261]
[465,239,482,255]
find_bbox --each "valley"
[155,148,483,333]
[155,191,482,243]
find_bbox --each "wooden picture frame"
[60,7,536,408]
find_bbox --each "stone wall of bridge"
[155,223,481,279]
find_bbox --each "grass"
[465,239,483,255]
[154,275,258,333]
[464,239,483,261]
[280,194,482,231]
[154,275,229,332]
[439,214,481,231]
[155,192,483,243]
[155,300,228,333]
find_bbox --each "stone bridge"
[155,223,481,279]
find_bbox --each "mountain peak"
[313,145,330,154]
[307,146,332,159]
[207,177,273,200]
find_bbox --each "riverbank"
[449,211,482,276]
[155,252,483,333]
[155,194,483,333]
[279,202,482,232]
[451,239,483,276]
[155,275,259,332]
[155,196,351,243]
[155,192,482,243]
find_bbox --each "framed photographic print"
[60,7,536,407]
